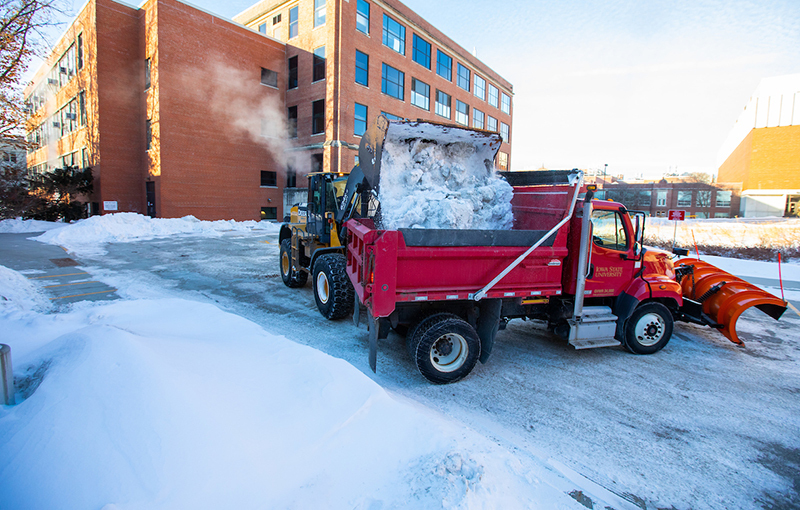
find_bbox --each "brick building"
[24,0,287,221]
[717,74,800,217]
[596,180,741,219]
[233,0,514,176]
[24,0,514,221]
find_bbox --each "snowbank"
[646,217,800,250]
[0,218,66,233]
[0,266,577,510]
[378,133,513,230]
[32,213,281,257]
[0,265,51,314]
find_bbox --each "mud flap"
[676,259,788,345]
[477,299,502,364]
[367,314,391,373]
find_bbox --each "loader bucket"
[358,116,503,194]
[676,258,788,345]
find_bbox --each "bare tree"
[1,0,64,137]
[685,172,712,184]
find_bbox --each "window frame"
[356,0,370,35]
[354,102,368,136]
[500,122,509,143]
[435,89,451,119]
[501,92,511,114]
[288,56,298,89]
[487,83,498,108]
[412,34,431,69]
[410,78,430,110]
[382,14,406,55]
[474,74,486,101]
[312,99,325,135]
[381,63,404,100]
[260,67,278,88]
[313,46,326,82]
[289,6,299,38]
[261,170,278,187]
[455,100,469,126]
[314,0,326,27]
[355,50,369,86]
[288,105,298,138]
[457,63,470,91]
[436,50,452,81]
[473,108,484,129]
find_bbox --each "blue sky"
[44,0,800,178]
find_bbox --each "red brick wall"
[148,0,287,220]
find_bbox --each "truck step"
[568,306,621,350]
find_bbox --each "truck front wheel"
[313,254,354,320]
[624,302,673,354]
[280,239,308,288]
[409,314,481,384]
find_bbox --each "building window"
[354,103,367,136]
[501,93,511,114]
[410,78,429,110]
[715,212,730,218]
[487,83,498,108]
[273,25,281,40]
[473,108,484,129]
[382,111,403,121]
[696,190,712,209]
[474,75,486,100]
[313,46,326,82]
[382,14,405,55]
[286,161,296,188]
[288,106,297,138]
[261,171,277,187]
[412,34,431,69]
[677,191,692,207]
[500,122,509,142]
[145,58,151,89]
[436,50,452,81]
[78,90,86,126]
[81,147,88,168]
[146,119,152,150]
[258,23,267,34]
[498,151,508,170]
[288,56,298,89]
[381,63,404,100]
[261,67,278,87]
[314,0,326,27]
[455,100,468,125]
[77,33,83,69]
[457,63,470,91]
[261,207,278,220]
[355,50,369,86]
[656,190,667,207]
[716,190,732,207]
[356,0,369,34]
[289,6,299,38]
[487,115,497,132]
[312,154,323,172]
[312,99,325,135]
[273,14,282,24]
[435,90,451,119]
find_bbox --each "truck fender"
[477,299,502,364]
[614,278,682,341]
[308,246,345,274]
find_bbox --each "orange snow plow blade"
[675,258,788,345]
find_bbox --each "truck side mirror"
[672,247,689,256]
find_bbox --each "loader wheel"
[624,302,673,354]
[313,253,354,320]
[280,239,308,288]
[408,314,480,384]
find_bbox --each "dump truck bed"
[345,181,578,318]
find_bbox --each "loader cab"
[306,172,348,244]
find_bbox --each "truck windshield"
[591,210,628,251]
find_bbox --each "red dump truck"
[281,118,788,384]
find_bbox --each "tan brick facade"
[718,125,800,191]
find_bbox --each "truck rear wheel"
[313,254,354,320]
[280,239,307,288]
[408,314,480,384]
[624,302,673,354]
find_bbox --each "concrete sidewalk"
[0,233,117,306]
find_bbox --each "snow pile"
[0,218,66,233]
[646,217,800,250]
[33,213,281,257]
[378,138,513,230]
[0,265,51,314]
[0,266,578,510]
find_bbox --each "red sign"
[668,210,686,221]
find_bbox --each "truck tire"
[280,239,308,288]
[313,253,354,320]
[624,302,673,354]
[408,314,481,384]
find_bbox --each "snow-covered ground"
[1,215,799,509]
[647,216,800,253]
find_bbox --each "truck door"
[584,207,637,298]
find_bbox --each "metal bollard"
[1,344,14,406]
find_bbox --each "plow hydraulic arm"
[675,258,788,345]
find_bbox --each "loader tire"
[624,302,673,354]
[280,239,308,288]
[408,314,480,384]
[313,253,354,320]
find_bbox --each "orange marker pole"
[778,253,785,301]
[692,230,700,261]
